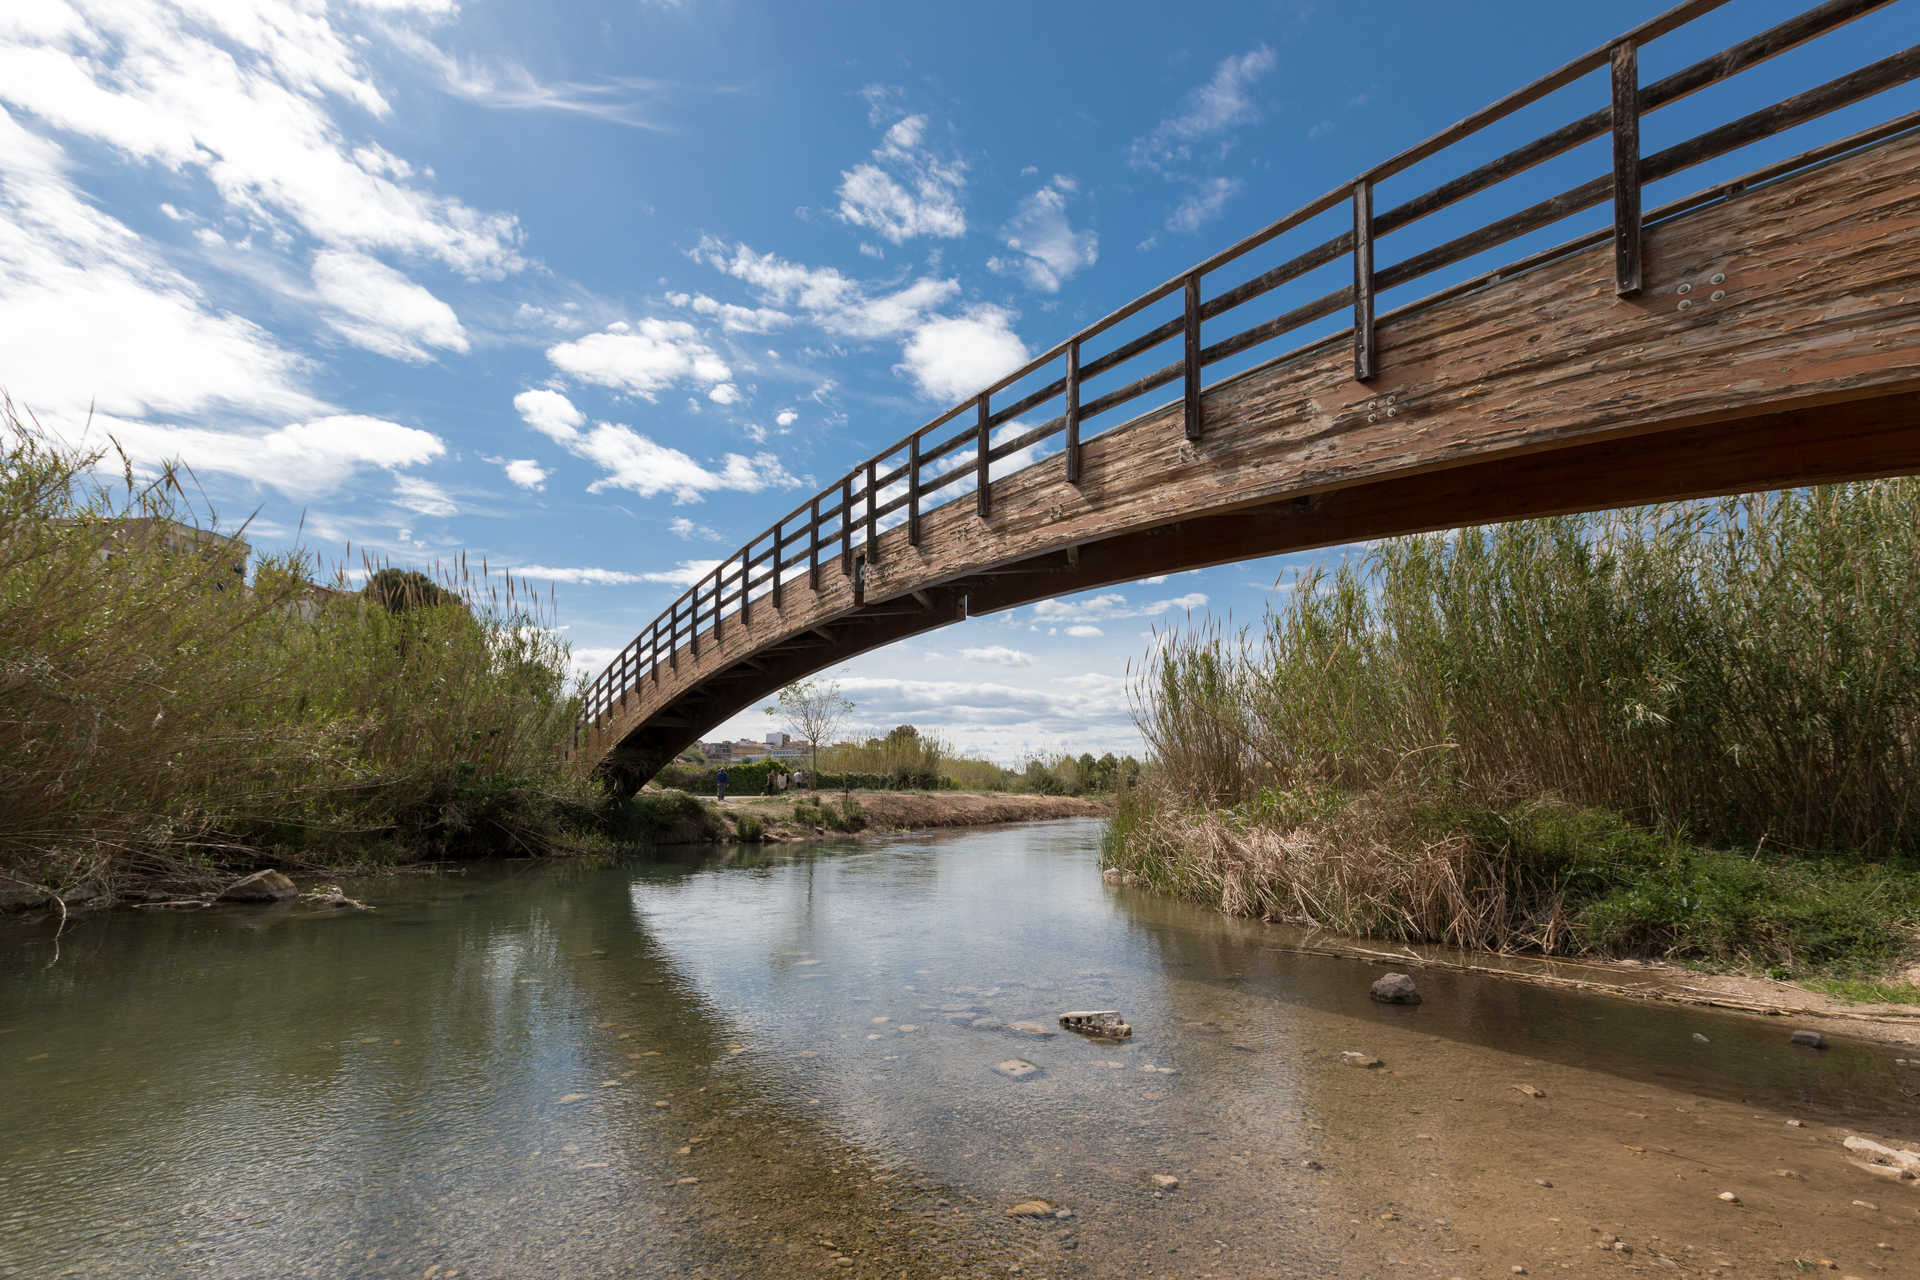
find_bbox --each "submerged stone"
[1369,972,1422,1005]
[218,869,296,902]
[1058,1010,1132,1039]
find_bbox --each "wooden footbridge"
[577,0,1920,787]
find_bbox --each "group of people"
[713,764,807,802]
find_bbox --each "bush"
[0,410,584,899]
[1111,481,1920,976]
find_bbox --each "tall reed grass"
[1,405,584,904]
[1113,482,1920,971]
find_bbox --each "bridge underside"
[591,130,1920,791]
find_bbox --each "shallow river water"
[3,818,1918,1279]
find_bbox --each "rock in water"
[994,1059,1041,1081]
[1005,1199,1056,1217]
[1006,1020,1055,1038]
[1340,1051,1383,1068]
[1058,1010,1132,1039]
[1790,1029,1828,1049]
[1369,972,1422,1005]
[218,869,297,902]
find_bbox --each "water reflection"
[2,819,1915,1280]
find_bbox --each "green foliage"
[791,796,867,832]
[1801,977,1920,1004]
[731,811,766,843]
[0,410,585,897]
[1113,481,1920,977]
[361,567,459,614]
[591,790,728,846]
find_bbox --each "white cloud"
[1033,590,1207,623]
[0,2,525,277]
[547,319,731,399]
[513,388,586,442]
[826,672,1137,757]
[1168,177,1242,234]
[387,28,672,131]
[502,458,547,490]
[898,306,1028,403]
[835,112,967,244]
[0,108,322,427]
[392,473,457,517]
[311,249,468,362]
[664,290,792,333]
[1066,624,1104,638]
[86,413,446,498]
[510,559,724,588]
[1129,45,1277,177]
[707,382,741,406]
[669,516,722,541]
[775,408,798,427]
[961,645,1033,668]
[693,238,959,341]
[989,176,1097,293]
[513,391,799,503]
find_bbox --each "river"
[2,818,1916,1278]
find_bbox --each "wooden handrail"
[576,0,1918,729]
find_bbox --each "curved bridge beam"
[579,1,1920,788]
[586,125,1920,787]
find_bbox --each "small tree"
[766,678,854,795]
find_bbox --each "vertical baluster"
[772,521,783,610]
[810,493,822,590]
[907,433,922,546]
[712,565,725,645]
[689,588,699,658]
[1184,272,1204,440]
[1064,340,1082,485]
[741,540,752,628]
[1611,39,1643,297]
[841,474,854,577]
[865,458,880,564]
[1352,178,1375,381]
[975,395,992,519]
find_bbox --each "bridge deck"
[578,2,1920,785]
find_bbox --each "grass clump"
[792,796,867,833]
[0,407,589,903]
[1111,481,1920,978]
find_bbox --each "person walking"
[715,766,730,802]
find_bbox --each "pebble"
[994,1059,1041,1081]
[1340,1051,1383,1068]
[1692,1033,1710,1043]
[1853,1199,1878,1209]
[1005,1199,1055,1218]
[1786,1118,1805,1127]
[1512,1084,1545,1098]
[1534,1179,1553,1188]
[554,1093,588,1105]
[1791,1029,1828,1049]
[1717,1191,1740,1203]
[1007,1020,1055,1037]
[1510,1267,1527,1275]
[1151,1174,1179,1189]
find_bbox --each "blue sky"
[3,1,1911,761]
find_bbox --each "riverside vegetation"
[0,414,1119,910]
[1106,481,1920,991]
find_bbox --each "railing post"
[740,543,751,628]
[1183,272,1204,440]
[907,432,922,546]
[689,591,698,658]
[711,566,724,645]
[809,493,821,590]
[1610,39,1643,297]
[976,395,992,519]
[1352,177,1375,381]
[651,620,661,682]
[670,606,679,669]
[841,474,854,577]
[1064,339,1082,485]
[864,458,880,564]
[771,522,782,610]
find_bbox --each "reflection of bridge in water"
[578,0,1920,788]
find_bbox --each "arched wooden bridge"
[577,0,1920,788]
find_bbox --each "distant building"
[59,517,248,587]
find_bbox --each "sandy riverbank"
[716,789,1108,837]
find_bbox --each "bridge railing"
[577,0,1920,745]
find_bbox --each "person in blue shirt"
[715,767,730,801]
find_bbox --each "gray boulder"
[1370,972,1422,1005]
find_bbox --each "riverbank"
[714,788,1108,841]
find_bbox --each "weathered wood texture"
[582,131,1920,780]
